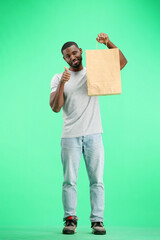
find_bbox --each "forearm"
[50,80,65,112]
[104,40,127,68]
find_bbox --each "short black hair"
[61,41,79,54]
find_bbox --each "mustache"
[72,59,79,64]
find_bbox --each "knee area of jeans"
[90,181,104,187]
[63,180,77,186]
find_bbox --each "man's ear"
[79,48,82,54]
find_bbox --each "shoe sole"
[63,229,76,234]
[92,229,106,235]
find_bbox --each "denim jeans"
[61,133,105,222]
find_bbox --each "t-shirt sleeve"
[50,74,61,93]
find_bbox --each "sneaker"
[91,222,106,235]
[62,216,77,234]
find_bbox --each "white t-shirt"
[50,67,103,138]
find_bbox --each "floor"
[0,226,160,240]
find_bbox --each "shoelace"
[64,220,76,227]
[92,222,104,228]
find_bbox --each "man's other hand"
[96,33,109,45]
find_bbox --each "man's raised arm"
[49,67,70,113]
[96,32,128,70]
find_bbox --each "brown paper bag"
[85,45,121,96]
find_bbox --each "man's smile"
[72,59,79,64]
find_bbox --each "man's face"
[63,45,82,69]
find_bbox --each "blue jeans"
[61,133,105,222]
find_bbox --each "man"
[49,33,127,235]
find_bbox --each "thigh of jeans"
[61,137,82,183]
[61,137,82,149]
[83,133,104,183]
[84,133,104,149]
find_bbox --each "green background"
[0,0,160,228]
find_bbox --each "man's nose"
[70,55,76,61]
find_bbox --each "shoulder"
[51,72,63,81]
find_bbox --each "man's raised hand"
[61,67,71,84]
[96,33,109,45]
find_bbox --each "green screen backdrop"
[0,0,160,228]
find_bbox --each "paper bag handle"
[96,41,108,49]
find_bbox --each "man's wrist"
[103,39,109,47]
[60,80,65,86]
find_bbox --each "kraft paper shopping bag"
[85,44,121,96]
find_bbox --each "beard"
[70,55,83,68]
